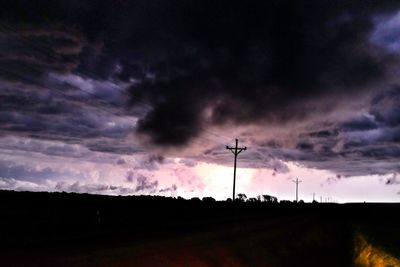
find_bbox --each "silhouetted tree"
[262,194,278,203]
[190,197,201,202]
[237,193,247,202]
[202,197,216,202]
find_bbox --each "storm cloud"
[123,0,400,146]
[2,1,400,146]
[2,0,400,197]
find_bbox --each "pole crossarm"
[226,139,247,201]
[226,147,246,155]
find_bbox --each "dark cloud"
[340,114,378,131]
[270,86,400,176]
[0,77,138,155]
[54,181,137,195]
[371,85,400,127]
[135,175,158,193]
[132,154,168,171]
[85,139,142,155]
[386,174,400,185]
[148,155,164,164]
[179,159,197,168]
[0,161,63,182]
[0,177,49,192]
[123,170,161,193]
[2,0,400,181]
[296,142,314,152]
[0,24,85,81]
[126,170,134,183]
[3,0,400,146]
[124,0,400,146]
[0,177,157,195]
[159,184,177,193]
[116,158,126,165]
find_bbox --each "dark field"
[0,191,399,267]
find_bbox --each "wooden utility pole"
[292,178,302,202]
[226,139,247,201]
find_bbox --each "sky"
[1,0,400,202]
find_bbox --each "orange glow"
[354,233,400,267]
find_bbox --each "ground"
[0,191,398,267]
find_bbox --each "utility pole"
[226,139,247,201]
[313,192,315,202]
[292,178,302,203]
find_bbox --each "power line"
[292,178,302,203]
[226,139,247,201]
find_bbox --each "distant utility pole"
[226,139,247,201]
[292,178,302,203]
[313,192,315,202]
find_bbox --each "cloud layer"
[1,1,400,199]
